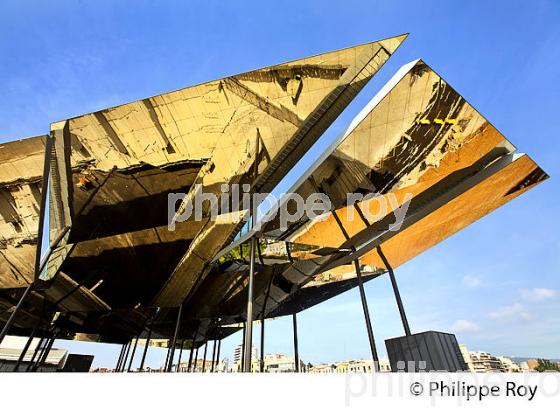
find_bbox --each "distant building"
[232,344,259,372]
[497,356,520,372]
[0,335,93,372]
[177,358,227,373]
[331,358,391,373]
[308,363,335,373]
[263,353,296,373]
[460,344,520,373]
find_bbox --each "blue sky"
[1,0,558,369]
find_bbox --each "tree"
[534,359,560,372]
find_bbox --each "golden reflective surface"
[0,43,549,342]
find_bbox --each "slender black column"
[176,340,185,372]
[210,340,217,372]
[139,328,152,372]
[187,343,195,372]
[187,325,199,372]
[192,347,199,372]
[243,236,256,372]
[240,323,246,371]
[13,325,39,372]
[354,259,379,366]
[260,274,273,373]
[243,132,259,373]
[115,343,127,371]
[260,321,265,373]
[332,209,379,368]
[166,304,183,372]
[376,246,411,336]
[164,341,172,372]
[201,340,208,372]
[292,313,300,373]
[215,340,221,373]
[127,336,140,372]
[120,340,132,372]
[33,333,56,372]
[31,335,51,372]
[25,335,45,372]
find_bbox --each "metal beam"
[187,344,194,372]
[32,333,56,372]
[377,246,411,337]
[25,335,45,372]
[215,340,221,373]
[163,341,171,371]
[241,322,246,371]
[127,336,140,372]
[187,327,198,373]
[33,136,53,281]
[139,328,152,372]
[332,207,380,368]
[115,342,127,371]
[166,304,183,372]
[354,259,379,367]
[292,313,300,373]
[210,340,217,372]
[120,340,132,372]
[260,273,274,373]
[13,324,39,372]
[201,340,208,372]
[192,347,199,372]
[176,340,185,372]
[243,235,256,372]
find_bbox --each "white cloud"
[462,275,481,288]
[488,303,531,321]
[451,319,480,333]
[521,288,557,302]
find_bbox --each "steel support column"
[176,340,185,372]
[30,335,50,372]
[139,328,152,372]
[166,304,183,372]
[120,340,132,372]
[201,340,208,373]
[187,343,195,372]
[25,335,45,372]
[260,273,273,373]
[210,340,217,372]
[354,259,379,367]
[127,336,140,372]
[215,340,221,373]
[243,235,256,372]
[332,209,379,369]
[164,342,171,371]
[32,333,56,372]
[115,343,127,371]
[241,323,246,371]
[259,320,265,373]
[13,324,39,372]
[192,347,199,372]
[292,313,300,373]
[187,325,199,372]
[376,246,411,336]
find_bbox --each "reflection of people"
[77,176,94,191]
